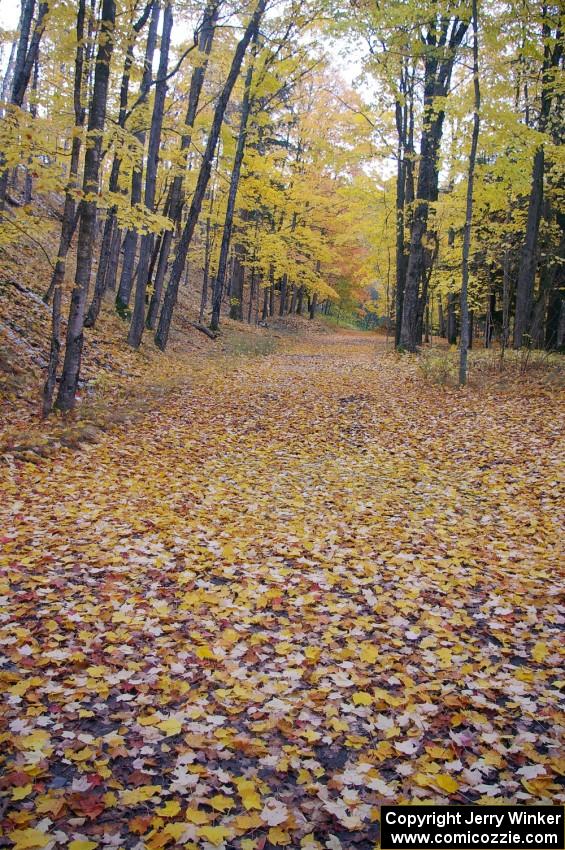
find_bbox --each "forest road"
[1,331,563,845]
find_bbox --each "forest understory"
[1,329,564,850]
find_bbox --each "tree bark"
[155,0,266,351]
[447,292,457,344]
[228,251,245,320]
[399,17,468,351]
[42,0,86,415]
[211,38,257,331]
[147,0,220,330]
[458,0,480,386]
[513,13,562,348]
[115,0,160,313]
[55,0,116,412]
[309,291,318,320]
[84,0,154,325]
[0,0,49,210]
[128,0,173,348]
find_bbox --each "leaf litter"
[1,334,564,849]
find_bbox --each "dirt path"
[1,333,563,849]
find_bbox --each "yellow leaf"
[138,715,159,726]
[157,717,182,736]
[435,774,459,793]
[185,808,210,825]
[435,648,452,667]
[233,812,263,829]
[241,789,261,810]
[121,785,161,805]
[532,642,549,663]
[69,841,98,850]
[157,800,181,817]
[70,747,95,761]
[268,827,292,845]
[197,825,233,845]
[359,644,379,663]
[195,645,215,660]
[304,647,321,661]
[209,794,234,812]
[164,823,188,840]
[18,731,50,750]
[12,784,33,800]
[352,691,373,706]
[9,829,50,850]
[414,773,433,788]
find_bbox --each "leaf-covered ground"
[1,333,564,850]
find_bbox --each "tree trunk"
[459,0,480,386]
[115,0,160,313]
[309,291,318,320]
[147,0,219,329]
[399,17,468,351]
[447,292,457,345]
[42,0,86,414]
[278,274,287,316]
[23,55,39,203]
[211,38,256,330]
[55,0,116,412]
[484,289,495,348]
[85,0,154,323]
[438,298,446,337]
[128,0,173,348]
[228,250,245,320]
[199,196,214,323]
[513,147,544,348]
[0,0,49,210]
[247,266,256,323]
[513,12,562,348]
[155,0,266,350]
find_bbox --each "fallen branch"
[190,321,217,340]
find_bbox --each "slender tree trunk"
[459,0,480,385]
[513,14,562,348]
[0,5,23,109]
[147,0,220,329]
[513,147,544,348]
[229,251,245,320]
[399,18,468,351]
[447,292,457,344]
[84,0,154,324]
[156,0,266,350]
[394,61,414,347]
[199,195,214,323]
[309,291,318,320]
[55,0,116,412]
[438,297,446,337]
[545,243,564,349]
[261,286,269,321]
[247,266,256,323]
[278,274,287,316]
[297,285,304,315]
[115,0,160,313]
[23,55,39,203]
[147,0,220,330]
[128,0,173,347]
[0,0,49,210]
[42,0,86,415]
[211,38,257,331]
